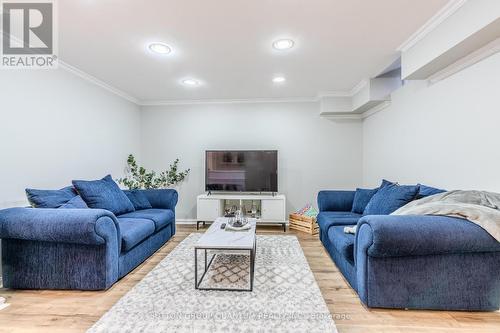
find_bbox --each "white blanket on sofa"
[392,190,500,242]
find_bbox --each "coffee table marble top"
[195,217,256,250]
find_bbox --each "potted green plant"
[117,154,190,190]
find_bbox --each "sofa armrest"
[317,190,355,212]
[355,215,500,259]
[141,189,178,210]
[0,207,121,252]
[355,214,500,310]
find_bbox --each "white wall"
[363,52,500,191]
[0,69,141,207]
[0,68,141,279]
[141,102,363,220]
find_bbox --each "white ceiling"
[60,0,449,103]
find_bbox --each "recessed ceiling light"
[148,42,172,55]
[182,78,201,87]
[272,39,294,50]
[272,76,286,83]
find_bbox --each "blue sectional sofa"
[0,188,178,290]
[317,189,500,311]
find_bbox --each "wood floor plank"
[0,225,498,332]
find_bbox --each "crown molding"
[319,79,369,99]
[361,101,391,119]
[4,35,139,104]
[138,96,321,106]
[349,79,369,96]
[320,113,363,121]
[316,90,352,98]
[139,79,388,108]
[397,0,468,52]
[320,100,392,121]
[59,61,139,105]
[427,37,500,84]
[56,62,356,106]
[54,62,367,106]
[140,90,357,106]
[5,32,382,106]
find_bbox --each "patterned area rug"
[198,253,251,290]
[88,234,337,333]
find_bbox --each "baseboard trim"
[176,219,198,225]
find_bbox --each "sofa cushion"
[58,195,88,209]
[124,190,153,210]
[73,175,135,215]
[328,225,356,264]
[118,209,174,232]
[317,211,361,234]
[25,186,77,208]
[363,182,419,215]
[351,188,378,214]
[417,184,446,198]
[117,217,155,252]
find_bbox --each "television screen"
[205,150,278,192]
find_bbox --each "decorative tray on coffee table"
[226,217,251,231]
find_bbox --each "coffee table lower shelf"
[194,244,256,292]
[196,220,286,232]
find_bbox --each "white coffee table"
[194,217,256,291]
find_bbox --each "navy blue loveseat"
[317,190,500,311]
[0,189,177,290]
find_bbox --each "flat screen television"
[205,150,278,192]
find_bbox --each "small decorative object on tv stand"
[196,193,286,231]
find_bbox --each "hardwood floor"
[0,224,498,333]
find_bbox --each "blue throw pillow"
[351,188,378,214]
[380,179,396,188]
[72,175,135,215]
[363,183,420,215]
[124,190,153,210]
[59,195,88,209]
[25,186,77,208]
[417,184,446,198]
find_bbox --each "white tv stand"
[196,193,287,231]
